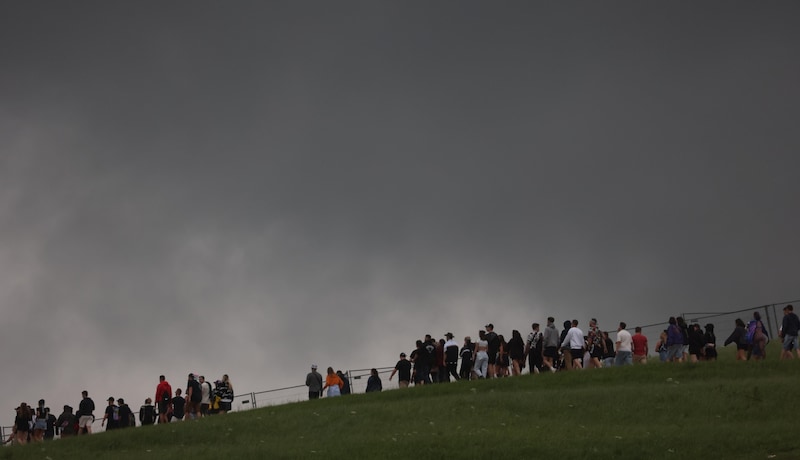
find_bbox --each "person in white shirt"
[472,330,490,379]
[615,322,633,366]
[560,320,584,370]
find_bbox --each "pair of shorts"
[78,415,93,428]
[487,351,498,365]
[158,400,170,414]
[665,344,683,361]
[783,334,798,351]
[543,347,558,358]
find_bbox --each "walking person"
[444,333,460,381]
[306,364,323,399]
[542,317,560,372]
[724,318,749,361]
[614,322,633,366]
[389,353,412,388]
[524,324,543,375]
[101,397,119,431]
[561,320,584,370]
[780,305,800,360]
[631,327,649,364]
[77,391,95,435]
[508,329,525,376]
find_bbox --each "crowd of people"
[354,304,799,391]
[10,306,799,443]
[4,373,235,446]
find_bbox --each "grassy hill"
[3,347,799,459]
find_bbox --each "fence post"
[251,392,256,409]
[764,305,774,339]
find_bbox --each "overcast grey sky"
[1,1,798,418]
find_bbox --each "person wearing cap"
[306,364,323,399]
[101,397,119,430]
[443,333,460,382]
[389,352,412,388]
[117,398,133,428]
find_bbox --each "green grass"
[4,344,799,459]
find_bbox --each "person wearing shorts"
[155,375,172,424]
[561,320,585,370]
[781,305,800,360]
[77,391,95,435]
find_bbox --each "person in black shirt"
[44,408,57,440]
[390,352,412,388]
[139,398,156,426]
[485,324,500,378]
[171,389,186,421]
[459,337,474,380]
[56,405,76,438]
[77,391,95,435]
[185,374,202,419]
[365,369,382,393]
[117,399,133,428]
[101,397,119,431]
[443,333,460,382]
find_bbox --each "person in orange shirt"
[322,367,343,397]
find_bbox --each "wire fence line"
[5,298,797,443]
[638,299,799,343]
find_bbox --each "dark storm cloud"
[1,1,799,414]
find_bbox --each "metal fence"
[638,299,799,347]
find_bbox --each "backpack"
[745,321,758,344]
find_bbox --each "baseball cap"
[400,352,406,357]
[311,364,317,369]
[485,323,493,329]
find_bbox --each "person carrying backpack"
[139,398,156,426]
[723,318,748,361]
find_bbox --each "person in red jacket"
[155,375,172,424]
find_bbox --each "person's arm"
[389,368,397,381]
